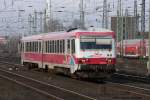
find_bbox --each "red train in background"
[117,39,149,58]
[20,28,116,78]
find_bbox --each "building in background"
[111,16,138,41]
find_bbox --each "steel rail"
[0,74,64,100]
[114,73,150,83]
[107,81,150,97]
[0,62,96,100]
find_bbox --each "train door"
[66,39,77,73]
[39,40,43,68]
[66,39,75,54]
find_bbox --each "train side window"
[51,41,53,53]
[21,43,23,52]
[56,40,60,53]
[35,42,37,52]
[25,42,26,52]
[25,42,27,52]
[34,42,35,52]
[56,40,58,53]
[71,39,75,54]
[39,42,41,52]
[59,40,62,53]
[62,40,65,53]
[21,42,23,52]
[36,42,38,52]
[52,40,54,53]
[27,42,29,52]
[47,41,48,53]
[51,41,54,53]
[54,40,57,53]
[47,41,49,53]
[20,43,23,52]
[46,41,48,53]
[67,40,70,54]
[34,42,36,52]
[49,41,51,53]
[44,41,46,53]
[23,43,24,52]
[47,41,50,53]
[32,42,33,52]
[29,42,31,52]
[32,42,34,52]
[53,40,55,53]
[28,42,30,52]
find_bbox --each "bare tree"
[46,19,65,32]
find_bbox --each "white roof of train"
[22,28,114,41]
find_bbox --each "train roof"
[117,39,148,46]
[22,28,114,41]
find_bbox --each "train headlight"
[78,59,89,64]
[107,59,112,64]
[82,59,86,63]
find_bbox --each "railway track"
[105,73,150,99]
[113,73,150,84]
[0,62,96,100]
[105,81,150,99]
[0,60,150,99]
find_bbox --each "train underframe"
[22,61,116,79]
[75,64,116,79]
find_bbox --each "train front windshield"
[80,36,112,50]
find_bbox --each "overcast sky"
[0,0,149,36]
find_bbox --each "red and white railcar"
[20,29,116,78]
[117,39,146,58]
[0,37,7,45]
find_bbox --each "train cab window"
[67,40,70,54]
[71,39,75,54]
